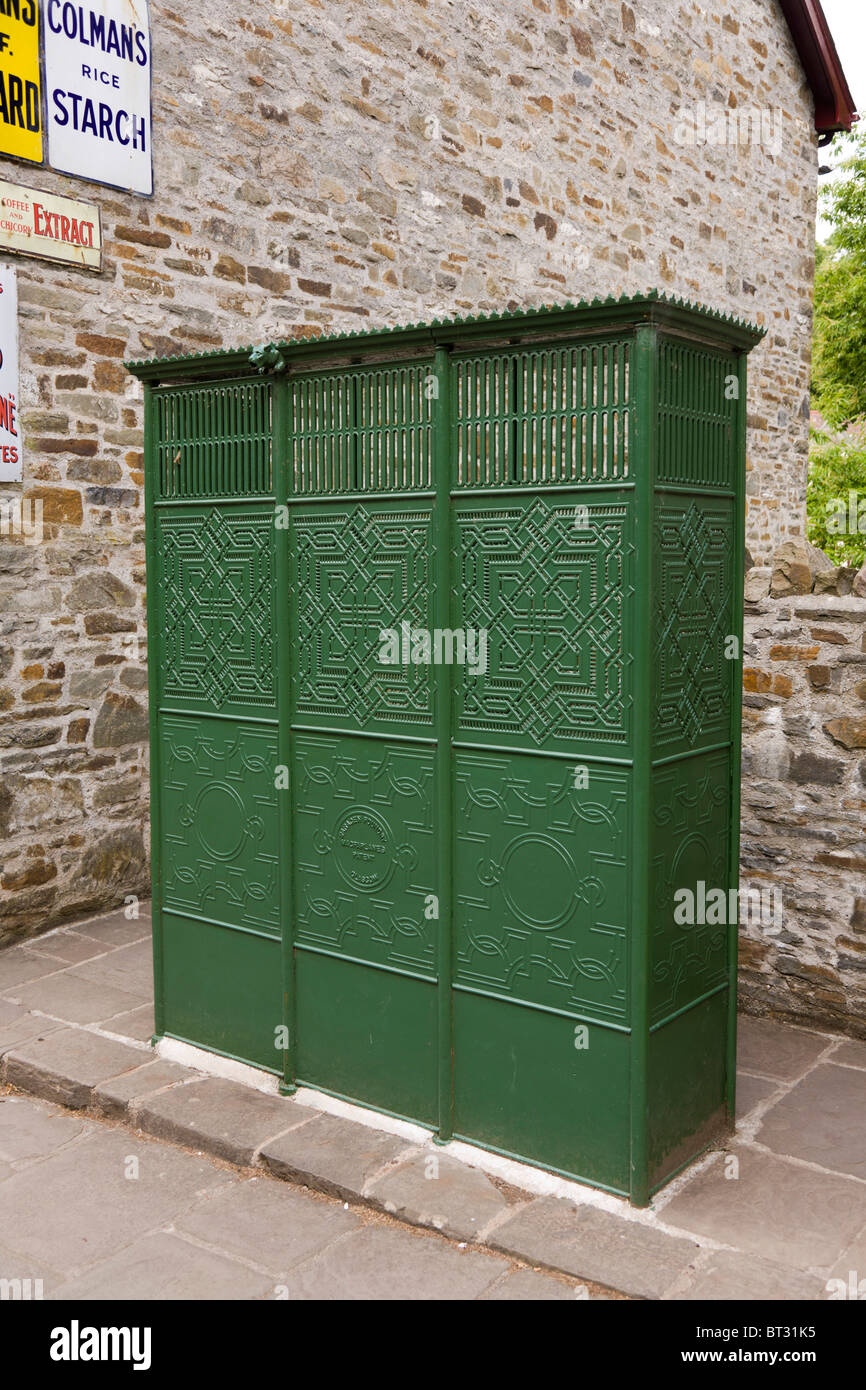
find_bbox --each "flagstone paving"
[1,906,865,1301]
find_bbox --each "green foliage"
[821,130,866,257]
[813,131,866,426]
[807,426,866,567]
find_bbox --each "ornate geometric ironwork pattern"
[652,499,733,755]
[650,748,731,1024]
[160,716,279,935]
[454,752,629,1021]
[291,503,435,732]
[453,342,630,487]
[154,380,273,499]
[454,497,633,751]
[293,733,436,976]
[657,343,737,491]
[157,507,276,713]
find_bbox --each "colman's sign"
[0,0,152,195]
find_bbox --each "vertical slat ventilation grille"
[657,342,738,490]
[290,361,433,494]
[154,381,273,499]
[453,341,631,488]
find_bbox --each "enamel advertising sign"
[0,176,102,268]
[44,0,152,194]
[0,0,43,166]
[0,262,20,482]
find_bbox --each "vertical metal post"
[726,353,748,1121]
[433,344,454,1144]
[274,372,297,1094]
[629,322,657,1206]
[142,382,165,1043]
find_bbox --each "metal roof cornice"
[126,291,765,384]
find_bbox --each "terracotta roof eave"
[780,0,858,134]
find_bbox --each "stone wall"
[740,562,866,1038]
[0,2,833,1025]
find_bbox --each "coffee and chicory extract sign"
[0,0,152,196]
[0,176,101,267]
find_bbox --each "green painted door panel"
[647,991,729,1192]
[161,912,281,1073]
[295,950,438,1126]
[453,991,631,1194]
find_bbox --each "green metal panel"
[145,377,280,1074]
[132,295,763,1205]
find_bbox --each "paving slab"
[273,1224,507,1300]
[736,1072,781,1121]
[480,1269,589,1300]
[0,1127,235,1274]
[367,1150,513,1241]
[0,1001,61,1054]
[50,1230,276,1301]
[673,1249,826,1300]
[92,1060,196,1121]
[827,1220,866,1294]
[27,932,109,965]
[0,1094,94,1164]
[260,1112,416,1203]
[176,1175,361,1275]
[737,1016,829,1080]
[756,1063,866,1180]
[101,1002,155,1043]
[0,949,63,993]
[9,971,144,1026]
[662,1148,866,1270]
[68,939,154,996]
[489,1197,700,1299]
[134,1076,313,1166]
[0,1241,64,1298]
[832,1039,866,1071]
[76,912,151,948]
[3,1028,145,1108]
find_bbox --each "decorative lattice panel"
[652,499,734,755]
[289,362,433,494]
[157,507,275,713]
[657,343,738,491]
[453,342,630,488]
[454,496,634,752]
[154,381,272,499]
[291,502,435,732]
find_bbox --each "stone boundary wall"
[740,556,866,1038]
[0,1,842,1034]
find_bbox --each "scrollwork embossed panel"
[650,748,732,1025]
[294,733,436,977]
[454,751,630,1023]
[160,715,279,935]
